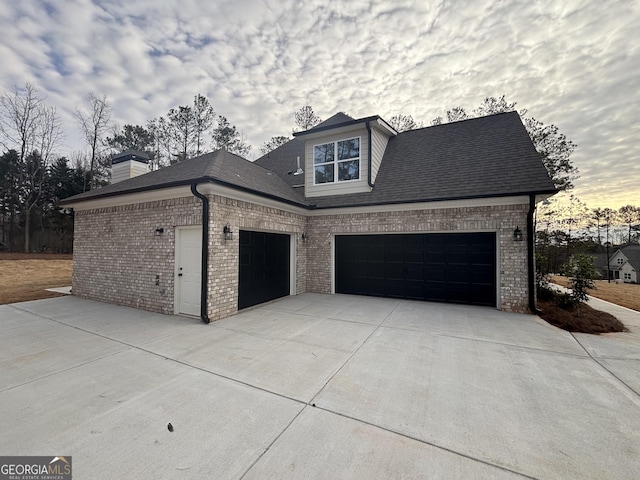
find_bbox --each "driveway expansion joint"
[311,404,538,480]
[570,332,640,399]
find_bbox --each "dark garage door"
[335,233,496,307]
[239,231,290,309]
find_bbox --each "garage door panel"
[238,231,290,310]
[405,265,423,281]
[336,233,496,307]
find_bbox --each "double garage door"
[336,233,496,307]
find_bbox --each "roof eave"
[58,176,310,209]
[293,115,391,137]
[309,189,559,210]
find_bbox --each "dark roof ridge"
[399,110,520,135]
[293,114,395,137]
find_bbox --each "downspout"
[527,193,540,314]
[190,182,211,324]
[366,121,373,188]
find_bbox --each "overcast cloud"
[1,0,638,209]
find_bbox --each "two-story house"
[606,246,640,283]
[59,111,557,323]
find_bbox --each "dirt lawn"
[0,253,72,304]
[551,275,640,312]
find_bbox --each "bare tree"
[75,93,112,190]
[388,114,423,132]
[589,208,606,246]
[192,94,215,156]
[212,115,251,157]
[618,205,640,244]
[260,135,290,156]
[166,105,194,163]
[0,82,63,251]
[294,106,322,132]
[0,82,63,163]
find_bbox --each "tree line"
[536,195,640,275]
[0,82,326,253]
[0,86,592,255]
[0,84,253,252]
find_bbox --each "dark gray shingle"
[61,111,556,209]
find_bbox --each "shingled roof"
[256,111,556,208]
[254,113,356,189]
[59,149,307,207]
[61,111,556,209]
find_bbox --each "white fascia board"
[535,192,557,204]
[66,181,532,218]
[64,186,194,211]
[197,183,308,215]
[307,195,530,216]
[66,183,309,216]
[374,118,397,136]
[299,123,365,140]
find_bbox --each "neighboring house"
[606,246,640,283]
[59,111,557,323]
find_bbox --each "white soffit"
[66,182,530,217]
[307,195,531,216]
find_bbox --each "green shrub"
[554,292,578,310]
[537,283,556,302]
[561,254,598,310]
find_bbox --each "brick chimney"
[111,150,150,183]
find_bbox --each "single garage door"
[239,230,290,309]
[335,233,496,307]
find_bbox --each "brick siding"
[73,195,307,320]
[73,196,530,320]
[307,204,530,312]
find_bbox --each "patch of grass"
[550,275,640,312]
[0,253,72,304]
[537,299,627,334]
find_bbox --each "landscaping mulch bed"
[537,299,628,334]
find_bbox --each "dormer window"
[313,137,360,184]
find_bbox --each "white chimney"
[111,150,150,183]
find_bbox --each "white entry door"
[176,227,202,316]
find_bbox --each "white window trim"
[313,136,361,185]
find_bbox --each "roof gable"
[620,246,640,268]
[307,111,556,208]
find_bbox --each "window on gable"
[617,258,624,264]
[314,137,360,184]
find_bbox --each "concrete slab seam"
[263,308,393,328]
[307,302,401,406]
[312,404,538,480]
[237,405,307,480]
[429,331,589,359]
[9,304,308,407]
[0,347,128,394]
[570,332,640,399]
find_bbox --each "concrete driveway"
[1,294,639,479]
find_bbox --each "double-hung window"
[314,137,360,184]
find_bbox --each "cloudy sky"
[1,0,638,209]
